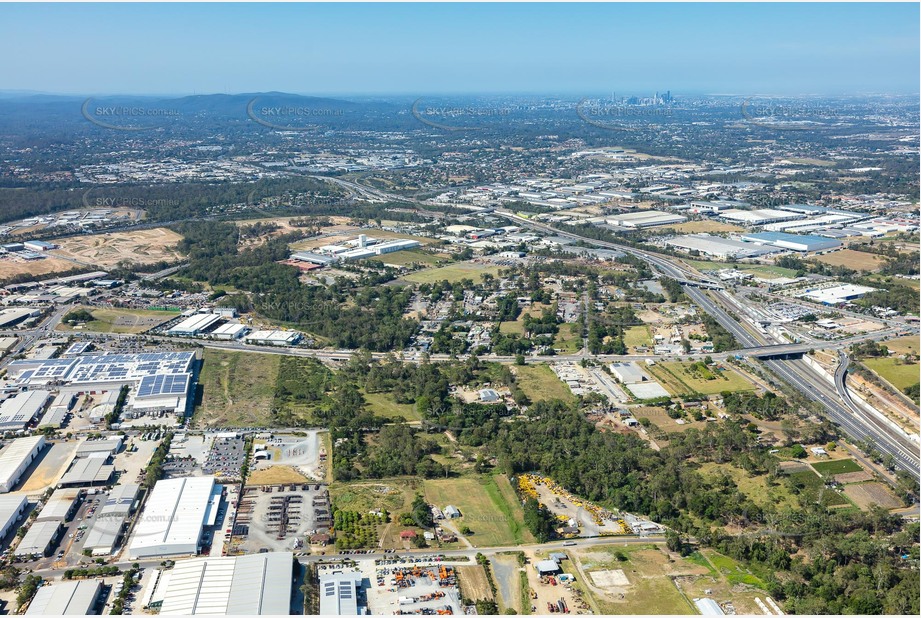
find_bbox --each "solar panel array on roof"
[137,374,190,398]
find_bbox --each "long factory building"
[0,435,46,493]
[143,552,294,614]
[128,476,221,559]
[5,351,197,416]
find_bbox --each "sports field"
[194,349,281,427]
[58,305,179,334]
[513,363,576,404]
[862,357,920,391]
[402,262,503,284]
[423,475,535,546]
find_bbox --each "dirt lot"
[0,254,79,280]
[665,220,746,234]
[812,249,887,271]
[843,482,903,510]
[246,465,311,486]
[53,227,184,267]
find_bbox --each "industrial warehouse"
[0,390,50,431]
[24,580,102,615]
[128,476,222,559]
[0,493,28,539]
[142,551,294,614]
[82,483,140,556]
[0,435,46,492]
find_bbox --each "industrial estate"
[0,6,918,616]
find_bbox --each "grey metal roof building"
[319,571,364,615]
[82,483,139,556]
[58,455,114,487]
[0,435,46,493]
[35,488,81,522]
[0,493,28,539]
[0,390,50,431]
[25,580,101,615]
[75,437,123,458]
[128,476,219,559]
[741,232,842,252]
[155,552,293,615]
[16,520,62,558]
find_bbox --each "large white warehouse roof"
[128,476,219,559]
[157,552,293,615]
[25,580,101,615]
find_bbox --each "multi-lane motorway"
[498,209,920,482]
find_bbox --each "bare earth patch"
[53,227,184,267]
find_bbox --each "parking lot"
[252,432,324,480]
[203,435,246,479]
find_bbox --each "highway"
[499,209,920,482]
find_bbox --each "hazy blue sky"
[0,2,917,96]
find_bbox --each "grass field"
[812,249,887,272]
[194,349,281,427]
[681,259,800,279]
[500,304,550,335]
[553,323,582,353]
[363,391,422,421]
[649,362,756,395]
[423,475,535,546]
[703,550,767,588]
[59,305,179,334]
[883,335,920,356]
[367,249,446,267]
[698,463,798,510]
[513,363,576,404]
[456,565,494,602]
[573,546,700,615]
[330,479,421,514]
[623,325,652,348]
[665,220,746,234]
[863,357,920,391]
[402,262,503,284]
[811,459,863,477]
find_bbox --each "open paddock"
[402,261,503,284]
[842,482,903,510]
[811,249,887,272]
